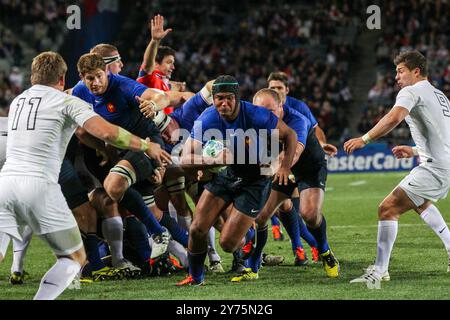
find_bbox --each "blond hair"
[30,51,67,86]
[90,43,118,57]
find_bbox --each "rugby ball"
[202,139,224,158]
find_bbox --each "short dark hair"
[155,46,176,64]
[394,50,428,76]
[267,71,289,87]
[254,88,281,104]
[77,53,106,75]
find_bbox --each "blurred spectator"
[359,0,450,146]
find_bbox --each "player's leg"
[176,190,229,286]
[0,231,10,263]
[291,194,320,262]
[270,215,285,241]
[278,199,308,266]
[350,186,415,284]
[415,202,450,272]
[10,225,33,284]
[89,188,125,267]
[188,174,224,271]
[59,159,109,276]
[34,227,86,300]
[104,157,170,258]
[299,187,340,277]
[164,166,192,230]
[31,181,87,300]
[352,166,450,283]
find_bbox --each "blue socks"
[307,215,330,254]
[160,211,188,247]
[271,215,281,227]
[278,208,303,254]
[85,233,106,271]
[188,250,207,283]
[125,216,152,262]
[248,225,268,273]
[120,188,164,235]
[292,198,318,248]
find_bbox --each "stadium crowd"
[357,0,450,145]
[118,0,361,143]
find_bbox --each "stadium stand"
[357,0,450,145]
[116,0,361,144]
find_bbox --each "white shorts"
[398,165,450,206]
[0,176,79,243]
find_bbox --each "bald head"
[253,88,283,118]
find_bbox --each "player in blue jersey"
[232,88,339,282]
[268,71,338,262]
[88,44,198,270]
[174,75,298,286]
[72,53,179,263]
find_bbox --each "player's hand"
[392,145,414,159]
[170,81,186,92]
[145,138,172,165]
[216,147,233,165]
[273,166,295,185]
[322,143,338,157]
[343,137,365,154]
[150,14,172,41]
[136,96,157,119]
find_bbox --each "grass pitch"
[0,172,449,300]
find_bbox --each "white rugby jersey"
[395,80,450,169]
[0,85,97,183]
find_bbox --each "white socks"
[168,240,188,267]
[207,228,221,263]
[420,205,450,252]
[177,215,192,232]
[11,225,33,273]
[0,232,11,262]
[34,257,81,300]
[102,217,124,266]
[374,220,398,274]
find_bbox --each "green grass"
[1,172,449,300]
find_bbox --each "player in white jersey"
[0,51,171,300]
[344,50,450,284]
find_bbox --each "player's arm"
[179,137,231,170]
[141,14,172,74]
[137,89,194,118]
[344,106,409,154]
[315,125,337,157]
[392,145,418,159]
[75,127,110,165]
[82,115,172,164]
[274,118,297,185]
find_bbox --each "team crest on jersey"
[106,103,116,113]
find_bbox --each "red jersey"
[137,68,173,114]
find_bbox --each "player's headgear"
[212,75,240,98]
[103,54,121,65]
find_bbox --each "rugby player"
[175,75,298,286]
[0,51,170,299]
[345,50,450,283]
[232,88,340,282]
